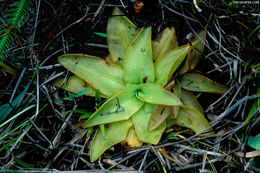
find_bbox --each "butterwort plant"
[54,7,227,162]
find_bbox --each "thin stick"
[29,118,53,147]
[92,0,106,22]
[9,67,26,102]
[138,149,149,171]
[48,105,77,150]
[43,8,90,51]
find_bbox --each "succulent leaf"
[154,44,190,86]
[136,83,182,106]
[107,7,139,66]
[180,89,204,114]
[179,73,227,94]
[124,27,155,84]
[83,85,144,128]
[90,119,133,162]
[55,7,227,162]
[179,30,207,74]
[147,105,171,131]
[58,54,125,96]
[53,75,98,97]
[172,80,182,119]
[133,103,166,144]
[152,27,178,61]
[121,126,143,147]
[167,106,214,135]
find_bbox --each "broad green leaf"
[167,106,213,135]
[154,44,191,86]
[107,7,139,66]
[124,27,155,84]
[133,103,166,144]
[136,83,182,106]
[172,80,181,119]
[148,105,171,131]
[179,73,227,94]
[121,126,143,147]
[245,136,260,150]
[152,27,178,61]
[82,85,144,128]
[90,119,133,162]
[179,30,207,75]
[181,89,204,114]
[53,75,98,97]
[58,54,125,96]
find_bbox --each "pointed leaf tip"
[148,105,171,131]
[58,54,125,96]
[155,44,191,86]
[53,75,97,97]
[133,103,166,144]
[152,27,178,61]
[136,83,182,106]
[90,119,133,162]
[179,30,207,74]
[179,73,227,94]
[124,27,155,84]
[107,7,139,66]
[167,106,214,135]
[181,89,204,114]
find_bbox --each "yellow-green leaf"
[121,126,143,147]
[90,119,133,162]
[154,44,190,86]
[152,27,178,61]
[168,106,213,135]
[147,105,171,131]
[172,80,181,119]
[179,73,227,94]
[133,103,166,144]
[83,85,144,128]
[124,27,155,84]
[107,7,139,66]
[53,75,98,97]
[179,30,207,75]
[58,54,125,96]
[136,83,182,106]
[181,89,204,114]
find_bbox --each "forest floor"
[0,0,260,172]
